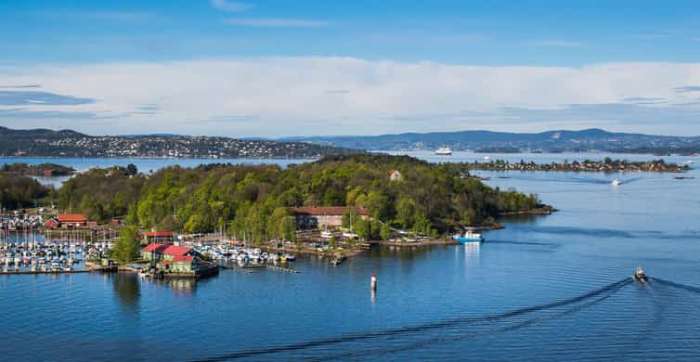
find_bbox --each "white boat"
[452,230,484,244]
[611,179,622,186]
[435,147,452,156]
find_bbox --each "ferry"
[435,147,452,156]
[452,230,484,244]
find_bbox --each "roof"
[162,245,191,257]
[290,206,369,216]
[144,231,174,237]
[173,255,194,262]
[143,243,168,253]
[57,213,88,223]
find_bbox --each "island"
[459,158,690,173]
[1,154,552,274]
[1,163,75,177]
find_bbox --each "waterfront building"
[143,230,176,244]
[44,213,89,229]
[142,243,204,274]
[290,206,369,229]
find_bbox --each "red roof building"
[58,213,88,223]
[44,218,60,229]
[143,230,176,243]
[162,245,191,257]
[55,213,89,228]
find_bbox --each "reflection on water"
[463,243,480,267]
[111,273,140,312]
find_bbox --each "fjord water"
[2,153,700,361]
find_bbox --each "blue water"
[2,153,700,361]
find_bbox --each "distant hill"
[0,126,353,158]
[284,129,700,155]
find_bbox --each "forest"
[45,155,543,241]
[0,173,49,210]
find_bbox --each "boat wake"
[190,278,631,362]
[650,277,700,294]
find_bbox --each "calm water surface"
[2,153,700,361]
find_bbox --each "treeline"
[54,165,143,221]
[1,163,75,176]
[0,173,49,210]
[51,155,543,240]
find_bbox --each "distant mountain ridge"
[0,126,352,158]
[284,129,700,154]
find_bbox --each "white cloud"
[224,18,329,28]
[1,58,700,136]
[210,0,252,13]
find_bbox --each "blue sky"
[1,0,700,136]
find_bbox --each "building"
[142,243,202,274]
[44,218,60,229]
[143,231,176,244]
[290,206,369,229]
[46,213,89,228]
[389,170,403,182]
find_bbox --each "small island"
[1,163,75,177]
[459,158,690,173]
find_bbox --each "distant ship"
[435,147,452,156]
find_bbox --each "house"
[55,213,88,228]
[44,218,60,229]
[141,243,205,275]
[389,170,403,182]
[290,206,369,229]
[143,230,176,244]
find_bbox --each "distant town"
[0,127,351,159]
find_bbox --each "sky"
[1,0,700,137]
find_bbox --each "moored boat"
[452,230,484,244]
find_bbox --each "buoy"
[370,272,378,291]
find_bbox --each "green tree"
[112,226,141,264]
[395,196,416,229]
[380,222,392,240]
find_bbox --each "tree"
[395,196,416,229]
[112,226,141,264]
[380,223,392,240]
[126,163,138,176]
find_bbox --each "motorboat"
[633,266,648,283]
[611,179,622,186]
[452,230,484,244]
